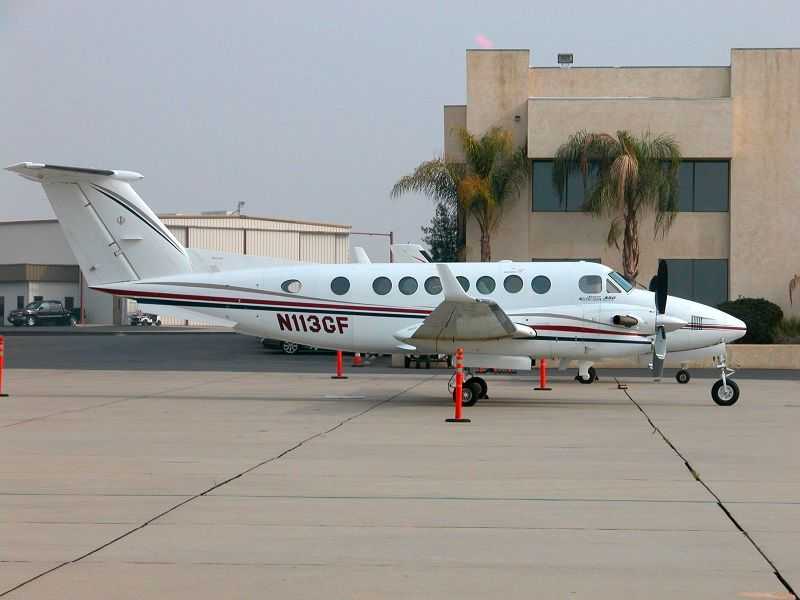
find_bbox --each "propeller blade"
[651,325,667,378]
[655,260,668,314]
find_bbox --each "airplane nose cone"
[730,316,747,341]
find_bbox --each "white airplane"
[7,163,747,406]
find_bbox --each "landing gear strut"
[711,347,739,406]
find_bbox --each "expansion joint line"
[617,378,797,599]
[0,377,432,598]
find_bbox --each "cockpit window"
[606,279,622,294]
[608,271,633,292]
[281,279,302,294]
[579,275,603,294]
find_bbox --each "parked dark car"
[259,338,327,355]
[7,300,77,327]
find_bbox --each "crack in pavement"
[618,378,797,599]
[0,375,432,598]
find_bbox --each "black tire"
[26,316,36,327]
[465,376,488,399]
[711,379,739,406]
[281,341,300,355]
[576,366,597,384]
[461,381,481,407]
[261,338,270,349]
[675,369,691,384]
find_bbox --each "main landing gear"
[448,372,488,407]
[675,368,691,384]
[575,363,598,384]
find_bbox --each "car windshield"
[25,302,42,310]
[608,271,633,293]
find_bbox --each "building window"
[532,160,597,212]
[533,159,729,212]
[17,296,24,309]
[64,297,75,310]
[676,161,729,212]
[662,259,728,306]
[33,296,43,302]
[0,297,4,320]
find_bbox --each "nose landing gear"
[575,364,598,384]
[448,371,488,407]
[711,348,739,406]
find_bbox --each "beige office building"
[444,48,800,315]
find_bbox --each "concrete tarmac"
[0,336,797,599]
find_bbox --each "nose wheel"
[711,346,739,406]
[575,366,598,384]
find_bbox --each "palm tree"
[553,130,681,282]
[392,127,528,262]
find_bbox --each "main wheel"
[576,366,597,384]
[461,381,481,407]
[675,369,691,384]
[465,376,488,399]
[281,341,300,355]
[711,379,739,406]
[26,316,36,327]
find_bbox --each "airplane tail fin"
[6,163,191,286]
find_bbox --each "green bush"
[717,298,783,344]
[776,316,800,343]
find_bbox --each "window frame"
[531,275,551,294]
[424,276,442,295]
[372,276,392,296]
[475,276,496,295]
[503,274,523,293]
[578,275,603,294]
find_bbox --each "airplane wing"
[400,264,536,343]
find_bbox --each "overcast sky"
[1,1,798,261]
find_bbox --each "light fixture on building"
[557,53,573,68]
[513,115,521,122]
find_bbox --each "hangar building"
[445,48,800,315]
[0,213,350,325]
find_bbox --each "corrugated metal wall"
[156,216,349,325]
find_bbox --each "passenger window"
[606,279,622,294]
[457,276,470,292]
[372,276,392,295]
[424,276,442,295]
[532,275,551,294]
[330,276,350,295]
[476,276,496,294]
[281,279,302,294]
[579,275,603,294]
[398,276,418,295]
[503,275,523,293]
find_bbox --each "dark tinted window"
[372,276,392,295]
[398,276,418,295]
[64,297,74,310]
[456,276,470,292]
[17,296,24,309]
[677,162,694,211]
[34,296,43,302]
[532,275,551,294]
[694,162,729,211]
[532,161,562,211]
[476,276,495,294]
[330,277,350,295]
[424,276,442,295]
[663,259,728,306]
[503,275,523,293]
[0,296,4,319]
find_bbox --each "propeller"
[651,260,669,378]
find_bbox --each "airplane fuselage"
[97,261,746,361]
